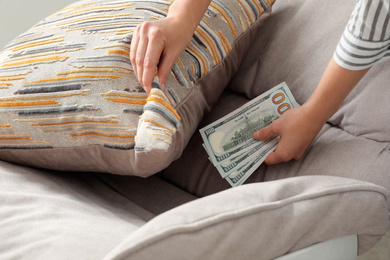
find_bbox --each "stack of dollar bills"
[200,82,299,187]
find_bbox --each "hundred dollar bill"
[225,142,278,187]
[216,137,278,178]
[200,82,299,168]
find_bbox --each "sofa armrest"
[104,175,390,260]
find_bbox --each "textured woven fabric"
[0,0,274,176]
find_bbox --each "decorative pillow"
[0,0,274,176]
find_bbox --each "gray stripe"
[64,17,142,29]
[338,40,388,60]
[123,108,143,114]
[5,34,55,49]
[351,0,363,33]
[380,4,390,40]
[85,24,138,33]
[14,84,83,94]
[9,43,86,59]
[0,146,53,150]
[105,144,135,150]
[244,0,260,19]
[171,63,190,90]
[135,7,167,17]
[341,33,386,51]
[143,104,179,127]
[43,125,133,134]
[16,105,97,116]
[370,0,383,40]
[360,0,373,38]
[335,46,386,67]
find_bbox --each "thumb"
[253,122,278,141]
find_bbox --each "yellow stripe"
[2,56,69,68]
[71,137,135,144]
[238,13,249,31]
[24,74,121,85]
[0,141,51,146]
[146,96,180,120]
[57,13,132,26]
[57,68,115,75]
[4,49,82,64]
[66,22,138,32]
[12,37,64,52]
[0,136,32,141]
[101,92,148,99]
[187,45,208,76]
[209,3,237,38]
[0,124,12,128]
[218,31,231,53]
[238,0,254,24]
[69,3,133,16]
[0,100,59,108]
[0,75,23,81]
[142,119,175,134]
[176,57,185,69]
[152,91,174,107]
[94,43,130,50]
[0,75,25,81]
[196,28,220,64]
[108,49,130,56]
[252,0,263,16]
[115,28,137,35]
[70,131,135,139]
[151,133,172,140]
[14,34,42,44]
[104,97,147,106]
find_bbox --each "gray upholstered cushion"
[0,160,197,259]
[104,176,389,259]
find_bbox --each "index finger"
[142,38,165,91]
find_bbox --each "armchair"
[0,0,389,259]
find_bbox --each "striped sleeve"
[334,0,390,70]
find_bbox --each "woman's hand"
[253,58,370,165]
[130,17,192,93]
[252,105,324,165]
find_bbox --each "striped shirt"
[334,0,390,70]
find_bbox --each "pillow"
[0,0,274,176]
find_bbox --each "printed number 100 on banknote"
[200,82,300,169]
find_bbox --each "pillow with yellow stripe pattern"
[0,0,274,176]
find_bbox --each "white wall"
[0,0,76,49]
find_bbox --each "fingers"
[130,25,140,81]
[130,22,169,93]
[253,122,278,141]
[142,37,164,93]
[130,23,153,92]
[252,118,304,165]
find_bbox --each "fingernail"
[161,83,165,92]
[143,85,150,93]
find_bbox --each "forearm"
[303,57,370,126]
[167,0,212,32]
